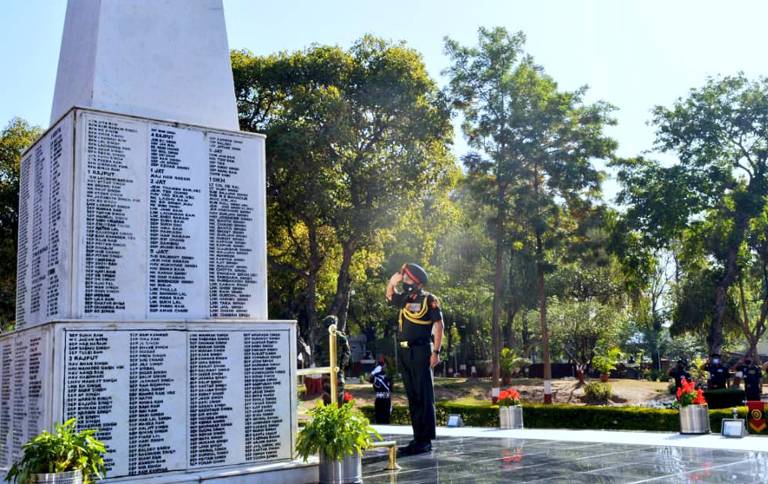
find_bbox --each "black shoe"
[397,441,416,457]
[410,442,432,455]
[397,439,419,455]
[398,441,431,456]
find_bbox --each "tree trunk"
[306,221,321,364]
[504,256,518,350]
[712,243,743,355]
[490,185,506,398]
[738,274,768,365]
[651,315,662,371]
[329,240,356,332]
[536,231,552,404]
[503,304,517,351]
[522,318,530,358]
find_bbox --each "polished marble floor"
[362,434,768,483]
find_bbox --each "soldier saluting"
[386,263,444,456]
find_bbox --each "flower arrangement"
[676,377,706,406]
[497,388,521,407]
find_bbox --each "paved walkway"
[364,425,768,483]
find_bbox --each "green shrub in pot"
[295,401,381,462]
[5,418,106,484]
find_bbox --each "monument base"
[0,320,297,482]
[105,458,318,483]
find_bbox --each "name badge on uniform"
[407,303,422,312]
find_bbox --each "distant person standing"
[738,358,763,401]
[703,354,729,390]
[386,263,443,456]
[668,360,691,389]
[369,357,392,423]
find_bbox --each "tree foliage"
[0,118,41,328]
[232,37,455,356]
[616,74,768,355]
[444,27,617,395]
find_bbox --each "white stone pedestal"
[5,107,312,481]
[0,320,302,482]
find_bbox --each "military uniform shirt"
[390,290,443,341]
[705,363,729,388]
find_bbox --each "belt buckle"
[399,341,408,348]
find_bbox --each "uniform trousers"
[398,344,436,443]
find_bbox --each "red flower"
[343,391,354,403]
[677,378,707,407]
[497,387,521,406]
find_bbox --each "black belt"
[399,337,430,348]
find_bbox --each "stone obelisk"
[0,1,312,482]
[51,0,239,131]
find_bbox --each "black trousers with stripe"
[398,344,436,443]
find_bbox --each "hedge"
[361,402,751,434]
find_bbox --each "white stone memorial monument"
[0,1,313,482]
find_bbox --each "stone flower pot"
[679,404,710,434]
[29,470,83,483]
[499,405,524,429]
[318,452,362,484]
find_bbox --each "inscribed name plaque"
[0,327,53,469]
[0,320,297,480]
[15,108,268,328]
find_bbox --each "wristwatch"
[433,349,441,356]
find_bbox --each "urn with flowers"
[497,388,523,429]
[677,377,710,434]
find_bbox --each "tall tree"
[444,27,616,402]
[0,118,41,328]
[618,74,768,354]
[233,46,344,356]
[232,36,455,341]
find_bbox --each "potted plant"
[592,348,621,382]
[497,388,523,429]
[591,355,614,382]
[5,418,106,484]
[676,377,710,434]
[296,399,381,484]
[500,348,531,384]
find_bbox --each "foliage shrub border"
[361,403,751,434]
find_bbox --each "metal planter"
[319,452,362,484]
[679,404,710,434]
[29,470,83,483]
[499,405,524,429]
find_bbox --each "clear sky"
[2,0,768,201]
